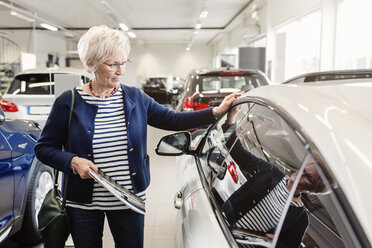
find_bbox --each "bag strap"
[54,89,75,209]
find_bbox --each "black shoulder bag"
[38,89,75,248]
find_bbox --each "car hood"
[2,119,41,141]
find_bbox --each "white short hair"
[77,25,131,73]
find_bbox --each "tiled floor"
[3,126,178,248]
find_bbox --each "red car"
[175,67,269,112]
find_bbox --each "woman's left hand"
[213,92,243,117]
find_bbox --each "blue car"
[0,107,54,246]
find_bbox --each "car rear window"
[7,74,54,95]
[198,75,266,93]
[7,73,89,95]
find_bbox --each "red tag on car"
[228,161,238,183]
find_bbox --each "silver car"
[156,79,372,247]
[1,67,90,127]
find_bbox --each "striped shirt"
[67,87,146,210]
[230,178,303,247]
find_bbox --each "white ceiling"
[0,0,254,45]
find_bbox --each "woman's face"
[93,54,127,88]
[287,163,319,193]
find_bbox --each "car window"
[7,74,53,95]
[245,104,306,171]
[7,73,89,95]
[146,78,166,88]
[201,102,311,246]
[198,75,266,93]
[200,103,251,182]
[199,102,359,248]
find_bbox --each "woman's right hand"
[70,156,99,179]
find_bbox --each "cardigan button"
[129,148,134,152]
[131,172,136,176]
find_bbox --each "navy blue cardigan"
[35,84,216,203]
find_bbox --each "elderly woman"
[34,25,241,248]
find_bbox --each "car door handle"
[174,191,183,209]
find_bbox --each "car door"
[0,130,15,234]
[199,102,314,246]
[200,101,368,247]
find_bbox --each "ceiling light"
[127,31,136,38]
[195,23,202,30]
[251,10,259,21]
[119,23,129,31]
[10,10,35,22]
[200,11,208,18]
[64,31,74,38]
[40,23,58,31]
[186,47,191,51]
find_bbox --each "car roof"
[283,69,372,84]
[243,79,372,242]
[16,67,91,77]
[190,67,266,76]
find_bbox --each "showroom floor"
[6,126,178,248]
[101,126,178,248]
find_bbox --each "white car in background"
[0,67,90,127]
[156,79,372,247]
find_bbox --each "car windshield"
[146,78,166,88]
[7,74,54,95]
[199,75,265,93]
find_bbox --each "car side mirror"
[0,107,5,125]
[155,132,191,156]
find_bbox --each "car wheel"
[15,162,54,245]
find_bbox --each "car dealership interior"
[1,0,372,248]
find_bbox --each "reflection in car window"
[244,104,307,171]
[195,99,359,247]
[221,105,310,246]
[199,104,251,182]
[201,102,332,247]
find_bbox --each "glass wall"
[275,10,321,81]
[335,0,372,69]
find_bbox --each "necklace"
[88,80,118,98]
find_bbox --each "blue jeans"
[66,207,144,248]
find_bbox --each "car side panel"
[178,189,230,248]
[175,155,230,248]
[0,133,14,237]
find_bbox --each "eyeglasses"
[103,59,131,71]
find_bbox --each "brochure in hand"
[88,168,146,215]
